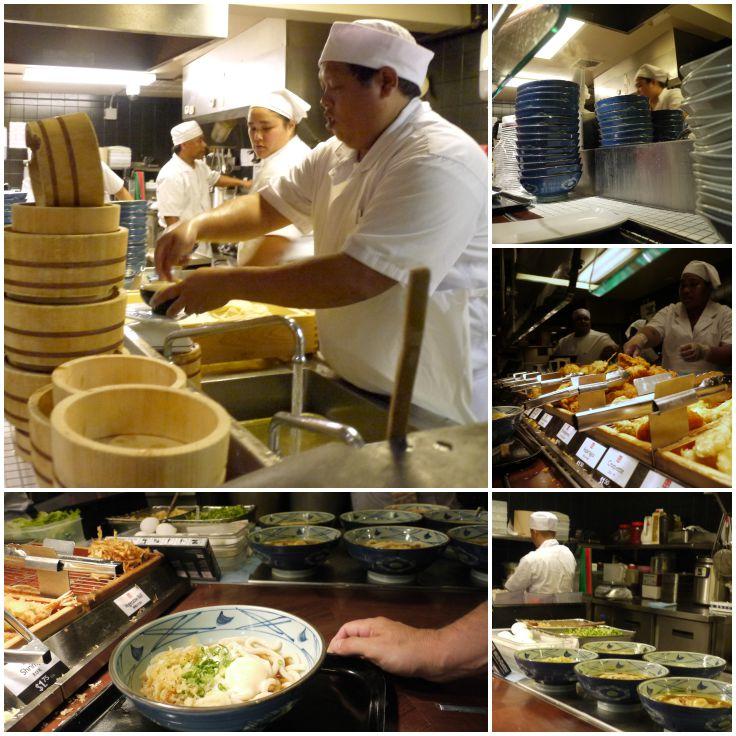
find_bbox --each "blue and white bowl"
[515,97,579,114]
[643,651,727,679]
[109,605,326,731]
[517,129,579,143]
[638,677,732,732]
[249,525,340,576]
[384,502,449,516]
[596,93,649,114]
[518,79,579,93]
[515,648,598,689]
[423,508,489,533]
[520,163,582,178]
[519,170,583,200]
[258,511,336,528]
[575,658,670,707]
[343,525,448,580]
[582,641,657,660]
[340,509,422,531]
[447,524,487,571]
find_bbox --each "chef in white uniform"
[237,89,314,266]
[634,64,684,111]
[153,19,488,424]
[624,260,731,374]
[504,512,576,595]
[24,160,133,202]
[156,120,248,260]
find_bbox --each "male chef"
[504,512,576,595]
[634,64,684,111]
[552,308,618,364]
[156,120,249,260]
[153,19,488,424]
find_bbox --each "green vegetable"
[546,626,625,637]
[8,509,80,528]
[180,644,233,697]
[185,505,248,521]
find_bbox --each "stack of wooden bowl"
[4,112,127,473]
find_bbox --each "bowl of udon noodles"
[248,525,341,573]
[582,641,657,660]
[574,658,670,705]
[642,651,727,679]
[109,605,325,731]
[637,677,732,732]
[258,511,336,528]
[515,647,598,687]
[339,509,423,531]
[422,508,489,533]
[446,525,488,571]
[343,525,448,577]
[384,502,450,516]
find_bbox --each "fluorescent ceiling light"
[506,72,572,88]
[516,273,599,290]
[23,66,156,86]
[535,18,585,60]
[578,249,636,284]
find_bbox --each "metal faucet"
[268,411,364,457]
[162,315,306,417]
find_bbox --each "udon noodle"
[536,656,576,663]
[140,636,305,707]
[264,539,314,546]
[653,694,731,708]
[596,672,649,680]
[364,540,428,550]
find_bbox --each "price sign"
[538,413,553,428]
[575,437,606,470]
[557,423,576,445]
[524,408,533,416]
[114,585,151,617]
[530,407,543,420]
[597,447,639,488]
[640,470,684,489]
[4,652,69,704]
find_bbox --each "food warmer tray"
[56,655,396,732]
[530,626,635,646]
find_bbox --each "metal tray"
[531,626,636,647]
[56,655,395,732]
[519,618,600,629]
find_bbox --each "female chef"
[634,64,684,111]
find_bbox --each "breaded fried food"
[680,415,731,475]
[559,364,581,375]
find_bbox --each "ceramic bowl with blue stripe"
[384,502,449,516]
[258,511,336,527]
[423,508,489,533]
[575,658,670,705]
[343,525,448,576]
[638,677,732,732]
[582,641,656,659]
[109,605,325,731]
[447,524,487,571]
[516,647,598,686]
[643,651,727,678]
[249,525,340,572]
[339,508,422,530]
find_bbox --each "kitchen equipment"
[10,202,120,234]
[492,405,524,444]
[693,556,729,605]
[651,553,673,573]
[642,571,679,602]
[27,384,56,487]
[603,562,627,585]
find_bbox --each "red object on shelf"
[631,521,643,545]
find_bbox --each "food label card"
[556,423,577,445]
[575,437,606,470]
[530,407,543,420]
[596,447,639,488]
[538,413,553,428]
[5,652,69,703]
[639,470,684,489]
[114,585,151,617]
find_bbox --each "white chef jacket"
[553,329,617,364]
[156,155,220,257]
[101,161,125,202]
[654,88,684,111]
[504,539,576,595]
[260,98,488,424]
[646,300,732,374]
[237,136,314,265]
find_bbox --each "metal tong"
[4,610,52,664]
[524,370,630,410]
[5,546,123,576]
[573,375,730,432]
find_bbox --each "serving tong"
[4,545,123,576]
[573,374,730,432]
[524,369,631,410]
[3,610,52,664]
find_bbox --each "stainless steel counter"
[584,595,725,623]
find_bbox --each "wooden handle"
[386,268,431,447]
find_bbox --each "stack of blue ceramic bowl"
[115,200,149,280]
[595,94,653,147]
[515,80,582,201]
[652,110,685,141]
[4,192,27,225]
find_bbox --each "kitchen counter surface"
[584,594,725,622]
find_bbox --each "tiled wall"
[424,28,488,145]
[4,92,182,188]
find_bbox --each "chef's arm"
[114,186,134,201]
[600,344,617,360]
[504,558,533,593]
[164,216,179,227]
[706,343,731,365]
[245,235,292,267]
[215,174,251,189]
[624,325,662,355]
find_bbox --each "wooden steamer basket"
[51,385,231,487]
[4,288,127,372]
[27,384,58,487]
[4,226,128,304]
[4,361,51,432]
[52,354,187,403]
[170,342,203,387]
[10,203,120,235]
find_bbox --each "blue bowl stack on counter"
[115,199,149,280]
[515,80,582,202]
[4,192,27,225]
[680,45,732,231]
[651,110,685,142]
[595,94,653,147]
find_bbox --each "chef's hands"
[680,342,709,362]
[150,268,233,318]
[623,332,648,357]
[155,218,200,281]
[327,617,449,682]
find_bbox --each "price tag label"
[597,447,639,487]
[530,407,543,420]
[4,652,69,703]
[640,470,684,489]
[575,437,606,469]
[114,585,151,617]
[556,423,576,445]
[524,408,533,416]
[538,413,553,428]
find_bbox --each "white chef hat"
[171,120,204,146]
[625,319,647,340]
[529,511,559,531]
[635,64,668,84]
[682,260,721,288]
[249,89,311,124]
[318,19,435,88]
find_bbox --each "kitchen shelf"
[492,534,533,543]
[577,543,714,550]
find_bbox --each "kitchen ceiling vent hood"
[567,5,669,34]
[4,4,228,73]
